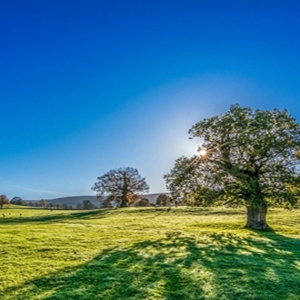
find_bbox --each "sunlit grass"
[0,206,299,299]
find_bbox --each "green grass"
[0,206,299,300]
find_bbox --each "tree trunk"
[245,203,271,230]
[119,186,129,207]
[119,191,128,207]
[119,199,128,207]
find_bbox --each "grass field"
[0,206,299,300]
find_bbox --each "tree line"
[2,194,174,210]
[2,197,97,210]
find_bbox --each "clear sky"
[1,0,300,200]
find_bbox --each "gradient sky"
[1,0,300,200]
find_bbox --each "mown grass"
[0,206,299,300]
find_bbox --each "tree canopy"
[39,199,47,208]
[82,200,96,210]
[0,195,9,209]
[165,104,300,230]
[156,194,172,206]
[10,197,25,206]
[92,167,149,207]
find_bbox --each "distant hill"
[46,195,99,206]
[25,193,168,207]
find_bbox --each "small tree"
[165,105,300,230]
[92,167,149,207]
[0,195,9,209]
[39,199,47,208]
[10,197,25,206]
[61,203,69,210]
[82,200,95,210]
[134,198,151,207]
[126,192,141,206]
[156,194,171,206]
[48,203,54,209]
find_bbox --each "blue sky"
[1,0,300,200]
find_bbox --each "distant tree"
[48,203,54,209]
[62,203,69,210]
[82,200,95,210]
[0,195,9,209]
[92,167,149,207]
[55,203,61,209]
[165,105,300,230]
[76,203,83,210]
[98,194,121,208]
[27,201,34,207]
[134,198,151,207]
[128,193,141,205]
[156,194,171,206]
[39,199,47,208]
[99,192,140,208]
[10,197,25,206]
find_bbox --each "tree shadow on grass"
[0,209,111,225]
[2,230,300,300]
[184,208,245,216]
[122,207,245,217]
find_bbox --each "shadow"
[121,206,245,217]
[2,231,300,299]
[0,209,111,224]
[2,206,239,225]
[102,207,178,217]
[184,208,245,216]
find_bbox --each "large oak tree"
[92,167,149,207]
[165,105,300,230]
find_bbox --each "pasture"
[0,206,299,300]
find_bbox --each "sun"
[198,148,207,157]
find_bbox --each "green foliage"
[0,206,300,299]
[10,197,25,206]
[134,198,151,206]
[38,199,47,208]
[165,105,300,229]
[156,194,172,206]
